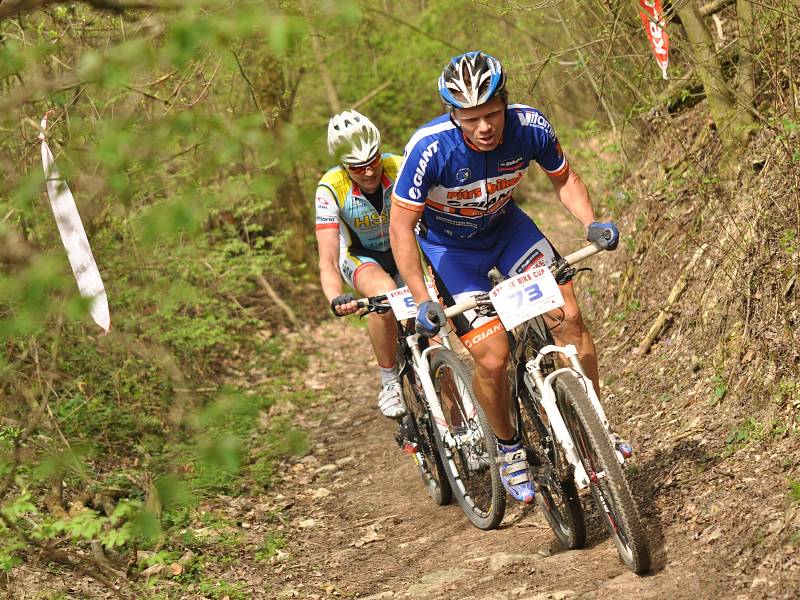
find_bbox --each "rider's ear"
[450,107,461,127]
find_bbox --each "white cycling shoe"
[378,379,406,419]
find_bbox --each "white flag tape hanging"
[40,112,111,333]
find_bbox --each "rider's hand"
[587,221,620,251]
[415,300,446,338]
[330,293,358,317]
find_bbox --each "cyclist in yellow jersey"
[315,110,406,418]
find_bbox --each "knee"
[474,351,508,380]
[551,304,586,337]
[373,310,396,326]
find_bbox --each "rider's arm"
[316,227,344,303]
[389,203,429,305]
[548,167,595,229]
[315,184,344,303]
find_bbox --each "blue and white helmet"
[438,51,506,109]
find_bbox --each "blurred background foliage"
[1,0,796,595]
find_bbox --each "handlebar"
[355,294,391,314]
[444,242,605,319]
[351,242,605,319]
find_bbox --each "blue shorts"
[419,203,560,348]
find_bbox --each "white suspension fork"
[525,343,615,489]
[406,335,475,449]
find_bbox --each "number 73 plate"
[490,266,564,330]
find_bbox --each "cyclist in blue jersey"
[316,110,406,419]
[389,51,624,503]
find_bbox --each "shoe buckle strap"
[501,459,529,474]
[503,472,531,486]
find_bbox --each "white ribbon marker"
[40,113,111,333]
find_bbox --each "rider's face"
[345,153,384,193]
[454,96,506,152]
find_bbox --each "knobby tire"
[430,349,504,530]
[518,390,586,549]
[401,370,452,506]
[514,318,586,549]
[557,375,651,574]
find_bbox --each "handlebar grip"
[560,242,604,267]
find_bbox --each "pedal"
[402,441,419,455]
[395,415,421,454]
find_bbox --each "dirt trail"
[258,319,717,600]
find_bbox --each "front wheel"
[400,372,452,506]
[557,375,651,574]
[430,349,504,530]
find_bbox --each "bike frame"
[434,242,625,490]
[524,342,621,490]
[403,329,479,451]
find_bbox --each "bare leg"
[465,328,514,439]
[544,281,600,395]
[353,266,399,368]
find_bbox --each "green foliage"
[723,418,788,456]
[773,378,800,410]
[612,299,640,322]
[710,374,728,406]
[724,417,764,455]
[779,229,796,256]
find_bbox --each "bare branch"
[0,0,172,21]
[699,0,735,16]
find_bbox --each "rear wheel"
[401,371,452,506]
[557,375,651,573]
[430,349,504,530]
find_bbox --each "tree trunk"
[676,1,752,154]
[299,0,341,114]
[735,0,755,110]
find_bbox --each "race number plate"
[386,283,438,321]
[490,266,564,330]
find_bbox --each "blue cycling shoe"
[610,433,634,459]
[497,440,535,504]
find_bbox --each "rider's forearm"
[553,168,595,228]
[319,261,344,303]
[390,219,429,304]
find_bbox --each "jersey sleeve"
[391,137,440,212]
[517,108,569,177]
[314,185,339,231]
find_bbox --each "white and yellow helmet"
[327,110,381,165]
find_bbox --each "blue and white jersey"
[392,104,569,247]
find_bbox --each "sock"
[379,364,398,385]
[496,431,521,447]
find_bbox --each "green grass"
[255,532,287,562]
[789,480,800,504]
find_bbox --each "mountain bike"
[353,244,650,572]
[356,293,505,530]
[442,242,651,573]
